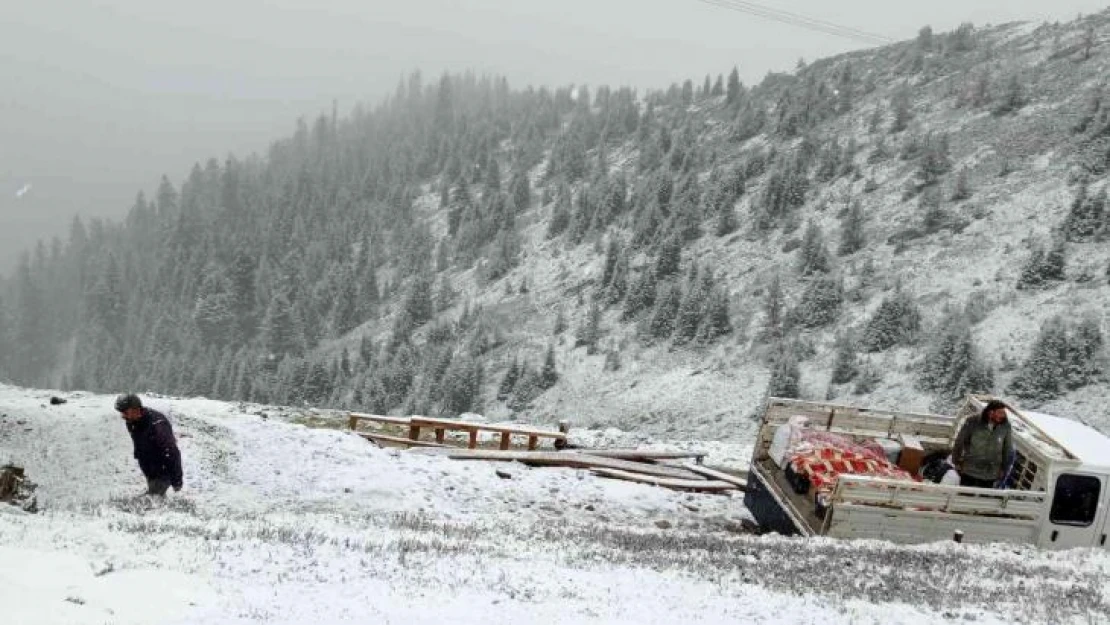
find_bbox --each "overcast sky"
[1,0,1106,274]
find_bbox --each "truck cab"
[1019,409,1110,549]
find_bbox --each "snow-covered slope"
[1,385,1107,624]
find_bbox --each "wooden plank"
[527,435,538,451]
[468,430,478,449]
[499,431,511,451]
[679,464,748,490]
[347,414,358,430]
[356,432,448,448]
[443,450,707,480]
[408,424,420,441]
[572,449,708,461]
[434,428,445,444]
[590,468,738,492]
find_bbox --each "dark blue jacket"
[125,407,183,489]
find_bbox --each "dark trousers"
[959,474,996,488]
[146,477,171,496]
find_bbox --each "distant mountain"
[2,12,1109,438]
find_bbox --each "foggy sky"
[2,0,1106,274]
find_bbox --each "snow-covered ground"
[1,385,1108,624]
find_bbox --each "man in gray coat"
[952,399,1014,488]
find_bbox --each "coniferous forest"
[2,16,1110,419]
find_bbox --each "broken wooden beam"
[442,450,707,481]
[590,468,739,492]
[571,449,708,463]
[356,432,448,448]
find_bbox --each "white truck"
[744,395,1110,550]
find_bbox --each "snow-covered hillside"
[1,385,1107,624]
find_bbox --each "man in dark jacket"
[116,394,183,496]
[952,399,1014,488]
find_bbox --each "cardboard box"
[897,434,926,475]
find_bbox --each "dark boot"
[146,478,171,497]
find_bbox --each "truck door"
[1042,472,1105,549]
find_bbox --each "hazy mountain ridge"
[2,11,1109,439]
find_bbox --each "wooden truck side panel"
[825,504,1040,545]
[824,475,1046,544]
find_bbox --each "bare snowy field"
[1,385,1108,624]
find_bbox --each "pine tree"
[860,293,922,352]
[920,185,948,234]
[993,74,1026,117]
[918,132,952,189]
[601,237,621,289]
[229,251,257,344]
[654,236,682,280]
[261,290,302,357]
[853,363,883,395]
[767,346,801,399]
[507,365,541,412]
[546,189,572,239]
[1065,316,1104,389]
[715,197,739,237]
[1064,183,1107,242]
[576,302,602,354]
[838,201,865,256]
[763,273,784,341]
[552,309,568,335]
[1016,240,1067,290]
[696,287,733,343]
[441,352,483,415]
[788,276,843,329]
[917,25,934,51]
[497,356,520,401]
[359,335,375,366]
[303,360,332,405]
[951,167,973,201]
[400,273,434,329]
[331,276,360,337]
[1009,317,1069,401]
[798,221,831,275]
[623,269,658,320]
[919,319,994,399]
[712,74,724,96]
[193,265,236,346]
[830,332,858,384]
[891,87,912,133]
[726,66,742,105]
[672,278,706,345]
[647,283,682,340]
[539,344,559,389]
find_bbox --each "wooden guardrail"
[347,413,569,450]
